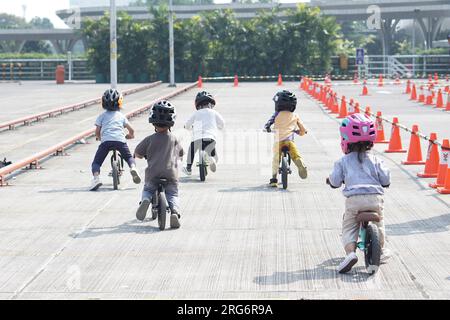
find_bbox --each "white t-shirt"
[184,108,225,141]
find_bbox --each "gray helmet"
[273,90,297,112]
[102,88,123,111]
[149,100,176,127]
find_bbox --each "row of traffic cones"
[301,76,450,194]
[407,81,450,110]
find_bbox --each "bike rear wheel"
[112,161,119,190]
[158,192,167,231]
[281,156,289,189]
[364,224,381,275]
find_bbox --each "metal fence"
[0,55,448,82]
[333,55,450,78]
[0,58,92,81]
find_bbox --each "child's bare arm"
[95,125,101,140]
[125,123,135,139]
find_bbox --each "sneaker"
[293,158,308,179]
[130,167,141,184]
[209,156,217,172]
[170,210,181,229]
[269,178,278,188]
[136,198,150,221]
[183,167,192,176]
[89,176,102,191]
[338,252,358,274]
[380,248,393,264]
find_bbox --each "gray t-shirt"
[329,152,391,197]
[135,132,184,184]
[95,110,129,143]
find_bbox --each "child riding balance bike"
[327,113,392,274]
[264,90,308,188]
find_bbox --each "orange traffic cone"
[437,167,450,194]
[410,84,417,100]
[353,73,359,84]
[198,75,203,88]
[430,139,450,188]
[378,74,384,87]
[361,82,369,96]
[277,74,282,86]
[330,93,339,114]
[402,125,426,165]
[354,102,360,114]
[417,133,440,177]
[405,80,411,94]
[428,74,433,85]
[338,96,348,118]
[445,91,450,111]
[385,117,407,153]
[434,72,439,84]
[374,111,389,143]
[365,106,372,117]
[435,89,443,108]
[348,99,355,115]
[394,75,401,85]
[233,74,238,87]
[418,86,425,103]
[425,90,434,105]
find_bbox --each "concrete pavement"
[0,81,448,299]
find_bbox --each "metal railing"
[335,55,450,78]
[0,58,92,81]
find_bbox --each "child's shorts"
[342,194,385,248]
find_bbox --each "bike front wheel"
[112,161,119,190]
[158,192,167,231]
[281,156,289,189]
[199,151,207,182]
[364,224,381,275]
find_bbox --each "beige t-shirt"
[135,132,184,184]
[273,111,307,141]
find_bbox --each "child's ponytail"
[348,141,374,163]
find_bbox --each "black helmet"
[273,90,297,112]
[195,91,216,110]
[102,88,123,111]
[149,100,176,127]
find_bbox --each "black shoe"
[170,209,181,229]
[269,178,278,188]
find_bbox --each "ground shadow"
[253,257,374,285]
[70,219,166,238]
[39,186,136,193]
[218,184,292,193]
[386,213,450,236]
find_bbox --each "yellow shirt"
[273,111,307,141]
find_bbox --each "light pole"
[412,9,420,78]
[168,0,176,87]
[110,0,117,89]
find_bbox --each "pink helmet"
[339,113,376,154]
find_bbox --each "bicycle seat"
[281,146,290,153]
[154,178,168,184]
[356,211,381,223]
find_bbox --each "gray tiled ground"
[0,81,448,299]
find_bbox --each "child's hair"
[198,102,214,109]
[154,124,170,132]
[348,141,373,163]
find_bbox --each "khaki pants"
[342,194,385,248]
[272,141,303,177]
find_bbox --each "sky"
[0,0,310,29]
